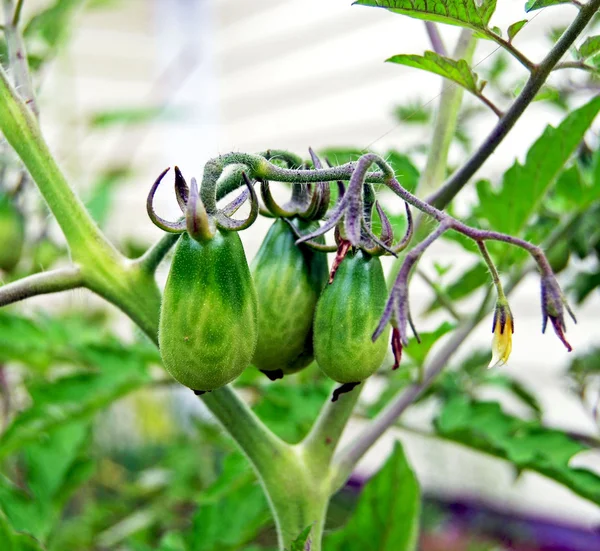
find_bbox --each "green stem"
[137,233,180,273]
[418,30,476,197]
[2,0,38,118]
[477,240,505,300]
[302,384,363,466]
[0,64,112,259]
[0,267,82,306]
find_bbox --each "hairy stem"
[0,267,82,306]
[2,0,38,118]
[332,209,581,484]
[137,233,180,273]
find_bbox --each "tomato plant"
[1,1,600,550]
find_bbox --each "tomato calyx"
[147,167,259,241]
[260,369,284,381]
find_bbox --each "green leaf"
[290,525,312,551]
[435,397,600,506]
[525,0,571,12]
[0,311,157,456]
[187,454,270,551]
[0,511,44,551]
[507,20,528,42]
[355,0,493,32]
[0,422,92,541]
[570,269,600,304]
[578,35,600,59]
[480,0,497,26]
[0,346,152,458]
[474,96,600,237]
[552,164,600,211]
[24,0,85,50]
[404,322,456,367]
[424,262,488,314]
[325,442,420,551]
[253,381,331,443]
[387,51,482,94]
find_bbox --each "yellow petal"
[488,316,512,368]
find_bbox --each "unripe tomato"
[159,231,258,391]
[251,218,328,375]
[314,250,390,383]
[0,192,24,273]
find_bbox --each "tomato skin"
[159,231,257,391]
[0,192,24,273]
[251,218,328,374]
[314,250,390,383]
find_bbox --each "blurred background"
[2,0,600,550]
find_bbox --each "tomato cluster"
[148,154,410,399]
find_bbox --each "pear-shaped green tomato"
[0,192,25,273]
[251,218,328,375]
[314,250,390,383]
[159,231,258,391]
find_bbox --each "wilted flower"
[488,301,514,368]
[541,274,576,351]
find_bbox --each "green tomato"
[159,231,258,391]
[251,218,328,376]
[314,250,390,384]
[0,192,25,273]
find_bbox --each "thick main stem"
[418,30,476,197]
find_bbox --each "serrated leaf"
[0,311,157,456]
[480,0,497,26]
[387,51,481,94]
[508,20,528,42]
[525,0,571,12]
[473,96,600,238]
[404,322,456,367]
[579,35,600,59]
[435,397,600,506]
[325,442,420,551]
[290,525,312,551]
[355,0,491,32]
